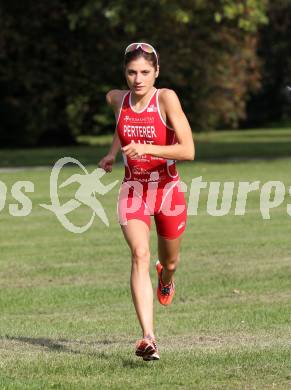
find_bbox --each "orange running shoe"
[156,260,175,306]
[135,337,160,361]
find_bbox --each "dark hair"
[123,48,159,71]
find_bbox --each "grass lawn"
[0,146,290,388]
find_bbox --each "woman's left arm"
[122,89,195,161]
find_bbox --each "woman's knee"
[131,246,150,267]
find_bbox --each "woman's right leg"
[121,219,155,339]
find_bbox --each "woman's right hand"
[98,154,116,173]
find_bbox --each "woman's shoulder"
[106,89,130,107]
[158,88,181,108]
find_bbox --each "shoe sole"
[135,340,160,361]
[135,343,155,357]
[143,352,160,361]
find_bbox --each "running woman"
[98,42,195,361]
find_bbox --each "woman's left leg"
[155,180,187,285]
[157,233,184,285]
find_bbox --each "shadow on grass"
[2,336,120,359]
[0,145,115,168]
[1,135,291,168]
[122,358,149,368]
[2,336,150,364]
[195,140,291,161]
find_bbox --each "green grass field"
[1,127,291,167]
[0,129,291,388]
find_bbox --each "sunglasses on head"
[124,43,159,66]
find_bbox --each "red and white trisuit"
[116,88,187,239]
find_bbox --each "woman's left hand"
[122,143,148,158]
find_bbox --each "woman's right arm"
[98,90,123,173]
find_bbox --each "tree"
[0,0,269,147]
[246,0,291,126]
